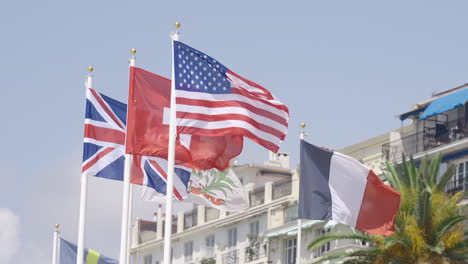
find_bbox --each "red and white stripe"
[176,71,289,152]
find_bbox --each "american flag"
[173,41,290,152]
[82,88,189,200]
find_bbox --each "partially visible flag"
[125,67,243,171]
[82,88,188,199]
[59,237,118,264]
[131,155,191,201]
[173,41,290,153]
[298,140,401,236]
[142,167,249,212]
[82,88,126,181]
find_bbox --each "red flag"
[126,67,243,171]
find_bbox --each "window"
[184,241,193,261]
[205,207,219,222]
[284,203,298,223]
[228,227,237,248]
[206,234,215,248]
[284,238,296,264]
[184,209,198,229]
[249,220,260,236]
[456,161,468,190]
[144,255,152,264]
[315,229,331,257]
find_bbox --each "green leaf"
[435,215,466,241]
[427,241,445,254]
[436,164,456,191]
[428,153,442,186]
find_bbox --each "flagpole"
[52,224,60,264]
[163,21,180,264]
[126,184,134,264]
[77,67,93,264]
[297,122,307,264]
[119,49,137,264]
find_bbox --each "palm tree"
[308,154,467,264]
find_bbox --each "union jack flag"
[82,88,190,200]
[82,88,126,181]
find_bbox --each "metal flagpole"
[52,224,60,264]
[163,21,181,264]
[119,49,137,264]
[77,67,93,264]
[126,184,134,264]
[297,122,307,264]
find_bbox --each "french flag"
[298,140,401,236]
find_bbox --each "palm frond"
[436,164,456,191]
[386,161,402,191]
[428,153,442,186]
[434,215,466,242]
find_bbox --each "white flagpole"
[297,122,307,264]
[52,224,60,264]
[163,21,180,264]
[126,184,134,264]
[119,49,137,264]
[77,67,93,264]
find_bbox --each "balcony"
[272,178,292,200]
[200,257,216,264]
[446,177,468,194]
[382,118,466,162]
[184,209,198,230]
[249,186,265,207]
[222,249,239,264]
[244,243,267,263]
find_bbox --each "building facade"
[130,85,468,264]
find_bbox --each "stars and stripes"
[82,88,190,200]
[173,41,290,152]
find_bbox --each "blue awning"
[399,107,426,121]
[419,88,468,120]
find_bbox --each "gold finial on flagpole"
[175,21,181,29]
[300,122,308,139]
[87,66,93,73]
[131,48,137,54]
[54,224,60,229]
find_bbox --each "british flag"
[82,88,190,200]
[82,88,126,181]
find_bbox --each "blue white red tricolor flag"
[82,88,189,200]
[173,41,290,153]
[298,140,401,236]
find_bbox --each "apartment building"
[130,84,468,264]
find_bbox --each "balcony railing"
[249,186,265,207]
[184,209,198,230]
[382,119,466,162]
[272,179,292,200]
[446,177,468,194]
[222,250,239,264]
[245,244,266,262]
[200,257,216,264]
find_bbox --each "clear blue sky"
[1,1,468,263]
